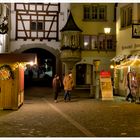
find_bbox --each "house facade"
[0,3,116,93]
[114,3,140,96]
[70,3,116,90]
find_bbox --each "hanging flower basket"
[0,64,14,80]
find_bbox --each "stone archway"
[13,43,62,87]
[14,43,61,75]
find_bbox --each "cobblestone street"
[0,87,140,137]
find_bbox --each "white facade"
[9,3,70,53]
[116,3,140,56]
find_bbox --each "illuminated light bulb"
[30,61,34,66]
[110,65,114,69]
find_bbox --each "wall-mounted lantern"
[104,27,111,34]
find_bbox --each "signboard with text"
[100,71,113,100]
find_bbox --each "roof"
[0,53,36,63]
[111,52,140,62]
[60,11,82,32]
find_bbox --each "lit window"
[83,36,90,49]
[91,36,98,49]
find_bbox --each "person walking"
[63,72,74,102]
[126,70,133,101]
[52,74,61,103]
[131,71,138,102]
[126,69,138,102]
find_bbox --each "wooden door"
[0,79,13,109]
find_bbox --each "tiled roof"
[60,11,82,32]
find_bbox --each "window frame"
[83,4,107,21]
[120,4,133,29]
[30,20,44,31]
[82,34,116,51]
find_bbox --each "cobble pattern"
[0,87,140,137]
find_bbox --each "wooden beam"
[0,53,37,63]
[19,14,28,38]
[46,15,55,38]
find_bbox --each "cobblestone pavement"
[0,86,140,137]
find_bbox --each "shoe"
[54,100,57,103]
[131,99,135,103]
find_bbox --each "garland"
[0,64,14,80]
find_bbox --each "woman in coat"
[52,74,61,103]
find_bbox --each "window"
[82,34,116,51]
[30,21,44,31]
[83,35,98,50]
[91,5,98,20]
[99,6,106,20]
[107,39,113,49]
[91,36,98,49]
[84,6,90,20]
[83,4,107,21]
[121,5,132,28]
[127,7,132,26]
[31,22,36,30]
[98,34,105,50]
[83,35,90,49]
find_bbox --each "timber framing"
[15,3,60,41]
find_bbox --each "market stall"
[0,53,36,110]
[113,53,140,97]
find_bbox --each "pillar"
[94,60,100,99]
[89,64,94,98]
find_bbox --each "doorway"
[76,64,86,85]
[23,48,56,87]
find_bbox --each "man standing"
[63,72,74,102]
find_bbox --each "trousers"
[64,90,71,101]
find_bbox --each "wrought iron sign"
[132,24,140,38]
[0,16,8,34]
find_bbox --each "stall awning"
[111,53,140,62]
[111,54,128,62]
[127,54,140,60]
[0,53,36,63]
[113,53,140,69]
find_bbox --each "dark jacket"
[52,78,61,93]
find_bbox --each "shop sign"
[122,43,140,50]
[100,71,113,100]
[100,71,111,78]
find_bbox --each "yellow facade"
[70,3,116,88]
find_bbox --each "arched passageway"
[23,48,56,87]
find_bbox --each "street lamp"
[104,27,111,34]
